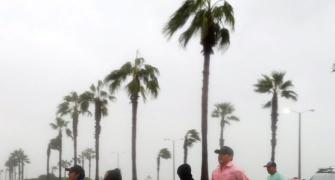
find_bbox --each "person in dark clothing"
[104,168,122,180]
[177,164,194,180]
[65,165,85,180]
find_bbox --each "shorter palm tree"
[156,148,171,180]
[47,137,61,180]
[211,102,239,148]
[254,71,297,161]
[183,129,200,163]
[82,148,95,180]
[333,63,335,72]
[50,117,72,180]
[80,80,114,180]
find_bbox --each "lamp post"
[291,109,315,180]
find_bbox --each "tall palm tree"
[156,148,171,180]
[163,1,235,179]
[332,63,335,72]
[105,54,159,180]
[82,148,95,180]
[50,117,72,180]
[254,71,298,161]
[211,102,239,148]
[80,81,114,180]
[183,129,200,163]
[47,137,61,180]
[57,92,91,165]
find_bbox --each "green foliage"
[254,71,298,108]
[104,55,160,102]
[211,102,239,125]
[184,129,201,147]
[158,148,171,159]
[163,0,235,53]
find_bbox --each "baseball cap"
[65,165,85,180]
[214,146,234,156]
[264,161,277,167]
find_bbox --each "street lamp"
[290,109,315,180]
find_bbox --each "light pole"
[291,109,315,180]
[112,152,125,169]
[164,138,176,180]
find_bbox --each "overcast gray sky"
[1,0,335,180]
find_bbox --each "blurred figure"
[212,146,249,180]
[66,165,85,180]
[177,164,194,180]
[264,161,286,180]
[104,168,122,180]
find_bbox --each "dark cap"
[65,165,85,180]
[264,161,277,167]
[214,146,234,156]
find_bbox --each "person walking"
[264,161,286,180]
[66,165,85,180]
[212,146,249,180]
[177,164,194,180]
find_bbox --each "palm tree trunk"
[21,163,24,180]
[47,148,50,180]
[219,119,225,148]
[131,95,139,180]
[183,136,188,164]
[88,158,91,180]
[270,92,278,161]
[156,156,160,180]
[95,101,102,180]
[200,52,210,180]
[73,113,79,166]
[59,131,62,180]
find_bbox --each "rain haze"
[0,0,335,180]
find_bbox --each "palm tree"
[163,1,235,179]
[333,63,335,72]
[156,148,171,180]
[50,117,72,180]
[47,137,61,180]
[60,160,72,178]
[105,54,159,180]
[82,148,95,180]
[80,80,114,180]
[15,149,30,180]
[183,129,200,163]
[57,92,91,165]
[211,102,239,148]
[254,71,298,161]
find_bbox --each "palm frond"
[179,9,205,47]
[254,75,273,93]
[158,148,171,159]
[281,90,298,101]
[271,71,285,87]
[279,80,294,90]
[227,115,239,121]
[66,128,73,138]
[263,101,272,108]
[218,27,230,49]
[163,0,198,38]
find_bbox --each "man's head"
[66,165,85,180]
[214,146,234,166]
[264,161,277,175]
